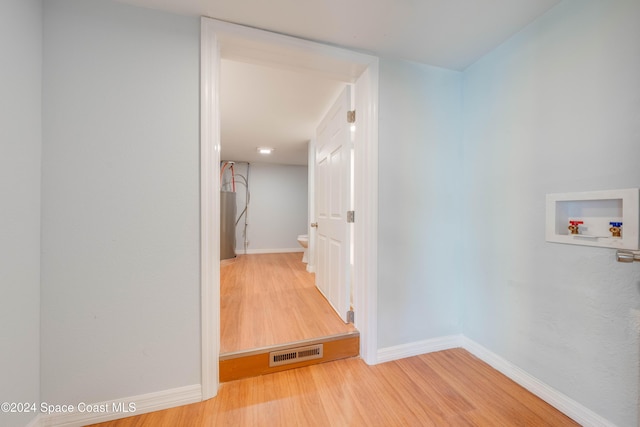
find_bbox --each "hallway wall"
[378,59,463,347]
[461,1,640,424]
[0,1,42,426]
[41,0,201,405]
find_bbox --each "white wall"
[0,1,42,426]
[377,59,463,347]
[41,0,201,405]
[229,162,308,253]
[461,0,640,425]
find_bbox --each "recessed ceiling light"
[257,147,274,154]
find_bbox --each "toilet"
[297,234,309,263]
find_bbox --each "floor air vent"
[269,344,323,367]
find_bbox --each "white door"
[315,86,352,322]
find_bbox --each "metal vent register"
[269,344,323,367]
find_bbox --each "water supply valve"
[609,222,622,237]
[568,220,583,235]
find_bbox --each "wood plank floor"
[88,348,579,427]
[220,253,356,354]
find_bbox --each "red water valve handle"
[568,220,583,235]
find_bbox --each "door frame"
[200,17,379,399]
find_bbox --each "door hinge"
[347,211,355,223]
[347,110,356,124]
[347,310,355,323]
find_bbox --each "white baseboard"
[39,384,201,427]
[460,336,615,427]
[235,248,303,255]
[376,334,462,364]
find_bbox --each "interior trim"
[200,16,380,399]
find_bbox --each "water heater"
[220,191,237,260]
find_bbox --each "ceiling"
[115,0,562,165]
[220,59,345,166]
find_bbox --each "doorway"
[200,17,379,399]
[217,57,352,355]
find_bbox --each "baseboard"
[460,336,615,427]
[376,334,462,364]
[39,384,201,427]
[235,248,303,255]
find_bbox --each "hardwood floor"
[87,348,579,427]
[220,252,356,354]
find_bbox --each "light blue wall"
[378,59,463,347]
[227,163,308,253]
[461,1,640,425]
[41,0,201,404]
[0,1,42,427]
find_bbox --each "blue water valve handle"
[609,222,622,227]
